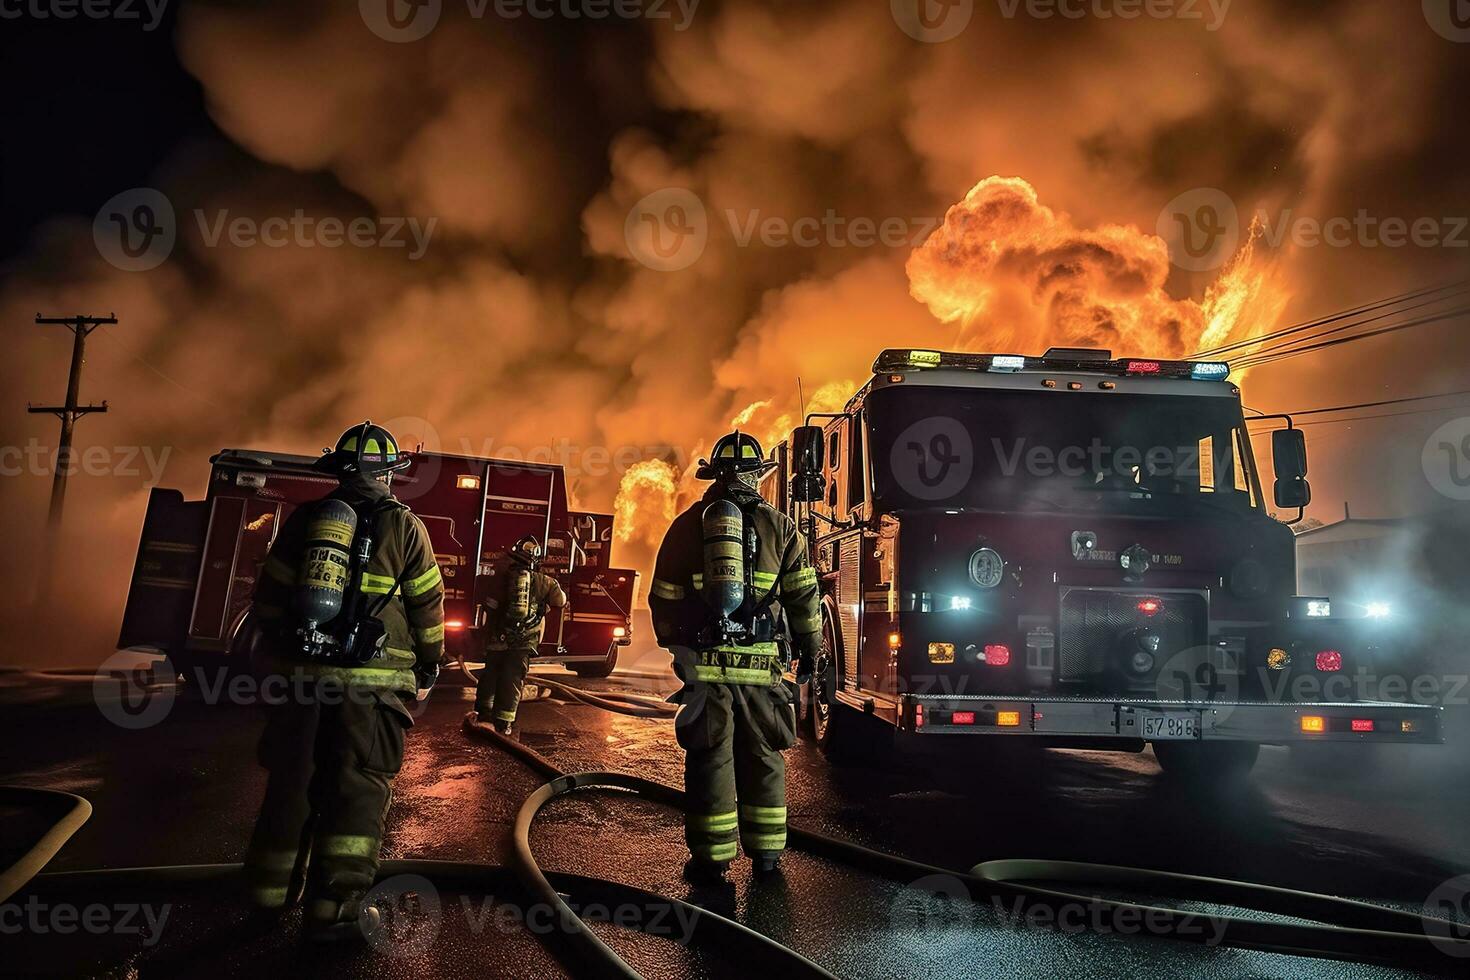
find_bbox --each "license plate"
[1141,712,1198,740]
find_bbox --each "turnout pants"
[476,646,534,725]
[675,677,797,864]
[244,684,409,923]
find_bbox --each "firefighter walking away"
[649,430,821,881]
[244,421,445,942]
[474,534,567,735]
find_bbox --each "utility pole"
[28,313,116,532]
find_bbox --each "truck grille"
[1057,588,1207,682]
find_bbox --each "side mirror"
[791,425,824,476]
[1271,426,1311,512]
[1275,477,1311,510]
[1272,428,1308,481]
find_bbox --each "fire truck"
[760,348,1442,776]
[117,448,637,678]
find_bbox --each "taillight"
[1136,597,1163,616]
[888,631,902,650]
[1351,719,1374,732]
[996,710,1022,727]
[1125,360,1162,374]
[983,644,1011,666]
[612,626,627,638]
[446,620,465,632]
[1301,715,1326,733]
[951,711,976,725]
[1315,650,1343,672]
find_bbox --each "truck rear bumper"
[906,694,1444,744]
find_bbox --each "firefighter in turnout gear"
[244,422,445,941]
[648,430,822,881]
[474,535,567,735]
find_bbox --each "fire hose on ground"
[4,673,1470,977]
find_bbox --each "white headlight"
[1305,599,1331,618]
[1365,602,1391,619]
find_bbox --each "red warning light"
[1136,597,1164,616]
[1125,360,1162,374]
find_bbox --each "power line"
[1248,402,1470,430]
[1192,279,1470,359]
[1232,305,1470,370]
[1246,387,1470,421]
[1227,287,1470,363]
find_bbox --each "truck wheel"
[572,642,618,679]
[1152,741,1259,780]
[811,621,863,760]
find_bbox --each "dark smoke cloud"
[4,0,1468,665]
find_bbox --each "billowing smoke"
[4,0,1468,665]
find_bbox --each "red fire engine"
[761,348,1442,776]
[117,448,637,678]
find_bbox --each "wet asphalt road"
[2,646,1470,979]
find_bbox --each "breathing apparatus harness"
[293,495,408,666]
[486,536,547,645]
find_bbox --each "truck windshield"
[866,382,1261,518]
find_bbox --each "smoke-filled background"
[2,0,1467,666]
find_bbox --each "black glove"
[794,633,820,685]
[413,661,441,699]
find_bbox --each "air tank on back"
[296,498,358,628]
[701,497,746,625]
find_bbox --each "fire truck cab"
[762,348,1442,776]
[117,448,637,679]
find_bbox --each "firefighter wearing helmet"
[648,430,821,881]
[244,421,445,941]
[474,533,567,735]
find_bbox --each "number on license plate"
[1142,713,1197,740]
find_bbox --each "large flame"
[905,177,1287,365]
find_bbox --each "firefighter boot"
[751,852,782,879]
[682,857,731,885]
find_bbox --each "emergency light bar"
[873,349,1231,382]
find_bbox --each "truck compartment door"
[117,489,208,653]
[562,567,638,656]
[189,496,282,650]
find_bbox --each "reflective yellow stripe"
[691,573,704,589]
[264,659,417,692]
[782,567,818,590]
[341,435,359,452]
[360,572,396,595]
[494,710,517,723]
[741,831,787,851]
[739,804,787,823]
[363,438,382,456]
[687,811,739,832]
[263,556,295,585]
[709,643,779,656]
[414,623,445,644]
[650,579,686,600]
[694,841,738,862]
[250,885,290,907]
[404,564,443,597]
[693,665,773,685]
[752,571,778,588]
[318,834,378,858]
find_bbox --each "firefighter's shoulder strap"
[360,497,410,618]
